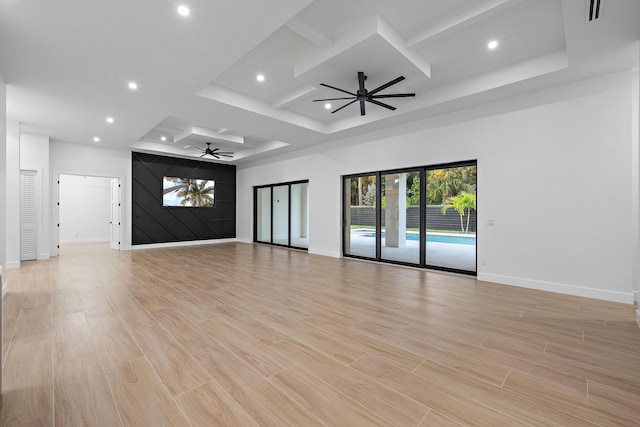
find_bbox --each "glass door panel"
[256,187,271,243]
[425,165,477,272]
[344,175,377,258]
[380,171,420,264]
[272,185,290,246]
[290,182,309,248]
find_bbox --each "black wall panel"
[132,152,236,245]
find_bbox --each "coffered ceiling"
[1,0,638,164]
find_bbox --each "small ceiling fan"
[189,142,234,159]
[313,71,415,116]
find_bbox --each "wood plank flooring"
[2,242,639,426]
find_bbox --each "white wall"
[6,121,20,268]
[20,133,50,260]
[49,140,131,252]
[237,71,636,303]
[59,174,111,244]
[0,71,6,292]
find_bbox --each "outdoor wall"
[50,140,132,251]
[20,133,50,260]
[237,70,635,303]
[131,152,236,245]
[59,174,111,244]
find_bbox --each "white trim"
[478,273,634,304]
[126,238,237,250]
[237,237,253,244]
[60,238,110,245]
[5,261,20,269]
[636,309,640,328]
[308,248,340,258]
[634,291,639,303]
[37,252,49,261]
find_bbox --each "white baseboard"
[308,248,341,258]
[236,238,253,244]
[60,238,110,244]
[5,261,20,269]
[127,238,238,250]
[478,273,634,304]
[636,310,640,328]
[634,291,639,303]
[37,252,50,261]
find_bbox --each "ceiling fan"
[313,71,415,116]
[189,142,234,159]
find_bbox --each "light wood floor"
[2,242,639,426]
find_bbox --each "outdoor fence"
[350,205,477,232]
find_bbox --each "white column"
[384,173,406,248]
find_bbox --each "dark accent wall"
[132,152,236,245]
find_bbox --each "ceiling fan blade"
[371,93,415,98]
[216,151,234,155]
[187,146,205,152]
[200,153,206,157]
[312,96,356,102]
[320,83,356,97]
[360,99,366,116]
[358,71,366,92]
[367,99,396,111]
[331,99,357,114]
[368,76,405,96]
[218,154,234,158]
[212,153,220,159]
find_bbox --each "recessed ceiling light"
[324,103,332,110]
[106,117,114,124]
[128,82,138,90]
[93,137,100,142]
[256,74,265,82]
[161,136,167,141]
[487,40,499,50]
[177,5,190,16]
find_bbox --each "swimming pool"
[356,230,476,245]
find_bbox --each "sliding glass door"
[343,161,476,275]
[344,174,377,258]
[380,170,420,264]
[425,165,477,272]
[254,180,308,250]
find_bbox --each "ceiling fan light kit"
[313,71,415,116]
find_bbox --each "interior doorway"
[54,174,122,255]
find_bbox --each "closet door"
[20,170,37,261]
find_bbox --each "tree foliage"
[442,192,476,233]
[426,166,476,205]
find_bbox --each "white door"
[110,178,120,250]
[20,170,37,261]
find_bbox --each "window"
[254,180,309,249]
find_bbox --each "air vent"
[586,0,603,22]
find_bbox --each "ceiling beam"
[407,0,526,47]
[285,17,333,48]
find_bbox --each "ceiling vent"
[586,0,603,22]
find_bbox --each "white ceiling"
[1,0,639,164]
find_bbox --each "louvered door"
[20,170,37,261]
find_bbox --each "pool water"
[357,230,475,245]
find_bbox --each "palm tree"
[442,192,476,233]
[176,179,215,206]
